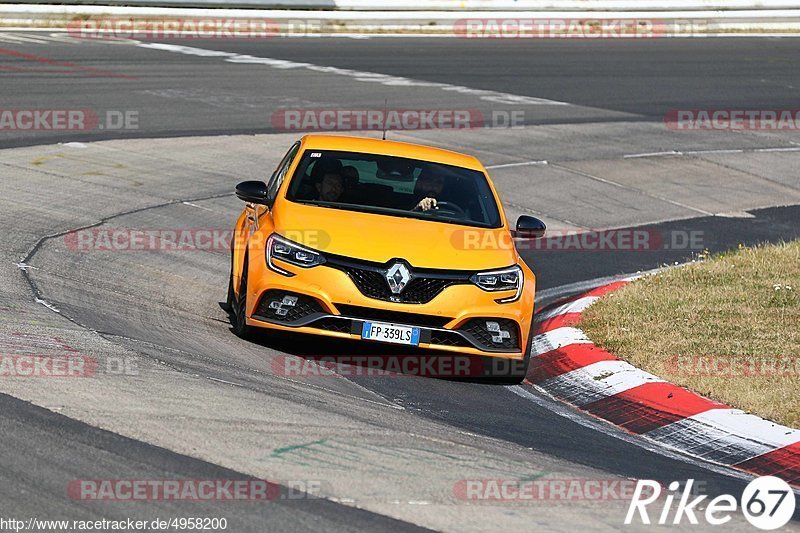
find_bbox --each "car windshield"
[285,150,502,228]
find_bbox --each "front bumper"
[244,257,535,359]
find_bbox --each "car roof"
[299,134,484,171]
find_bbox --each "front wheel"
[223,245,235,313]
[231,256,255,340]
[481,352,531,385]
[224,271,235,313]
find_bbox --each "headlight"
[470,265,523,303]
[266,234,325,276]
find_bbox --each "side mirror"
[516,215,546,239]
[235,181,268,204]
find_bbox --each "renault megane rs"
[227,135,545,382]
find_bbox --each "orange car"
[227,135,545,382]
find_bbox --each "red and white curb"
[525,279,800,487]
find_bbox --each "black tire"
[225,272,235,313]
[224,253,235,313]
[480,354,530,385]
[231,255,255,340]
[223,235,236,312]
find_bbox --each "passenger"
[341,165,360,189]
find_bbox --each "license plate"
[361,321,420,346]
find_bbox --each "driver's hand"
[415,197,438,211]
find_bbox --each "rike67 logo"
[625,477,796,530]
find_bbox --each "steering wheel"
[431,201,467,219]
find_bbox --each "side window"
[266,142,300,206]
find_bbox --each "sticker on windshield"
[310,152,322,158]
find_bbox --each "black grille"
[335,304,452,328]
[254,290,325,324]
[459,318,520,351]
[403,278,457,304]
[326,257,470,304]
[429,330,472,348]
[313,317,352,333]
[343,268,389,300]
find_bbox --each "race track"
[1,32,799,531]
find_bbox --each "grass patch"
[581,241,800,428]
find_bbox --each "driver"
[315,171,346,202]
[309,157,347,203]
[411,171,446,212]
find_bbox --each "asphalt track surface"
[0,394,424,532]
[1,36,800,147]
[1,33,800,531]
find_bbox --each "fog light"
[486,321,510,344]
[269,295,298,316]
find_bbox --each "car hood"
[273,202,516,271]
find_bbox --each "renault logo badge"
[386,262,412,294]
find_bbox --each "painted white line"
[538,359,664,406]
[715,211,756,218]
[182,201,214,212]
[136,42,570,106]
[683,148,745,155]
[35,297,60,313]
[486,160,548,170]
[623,150,681,159]
[530,326,590,356]
[644,409,800,465]
[535,295,600,322]
[206,376,241,386]
[15,262,37,271]
[624,146,800,158]
[0,33,51,43]
[754,146,800,153]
